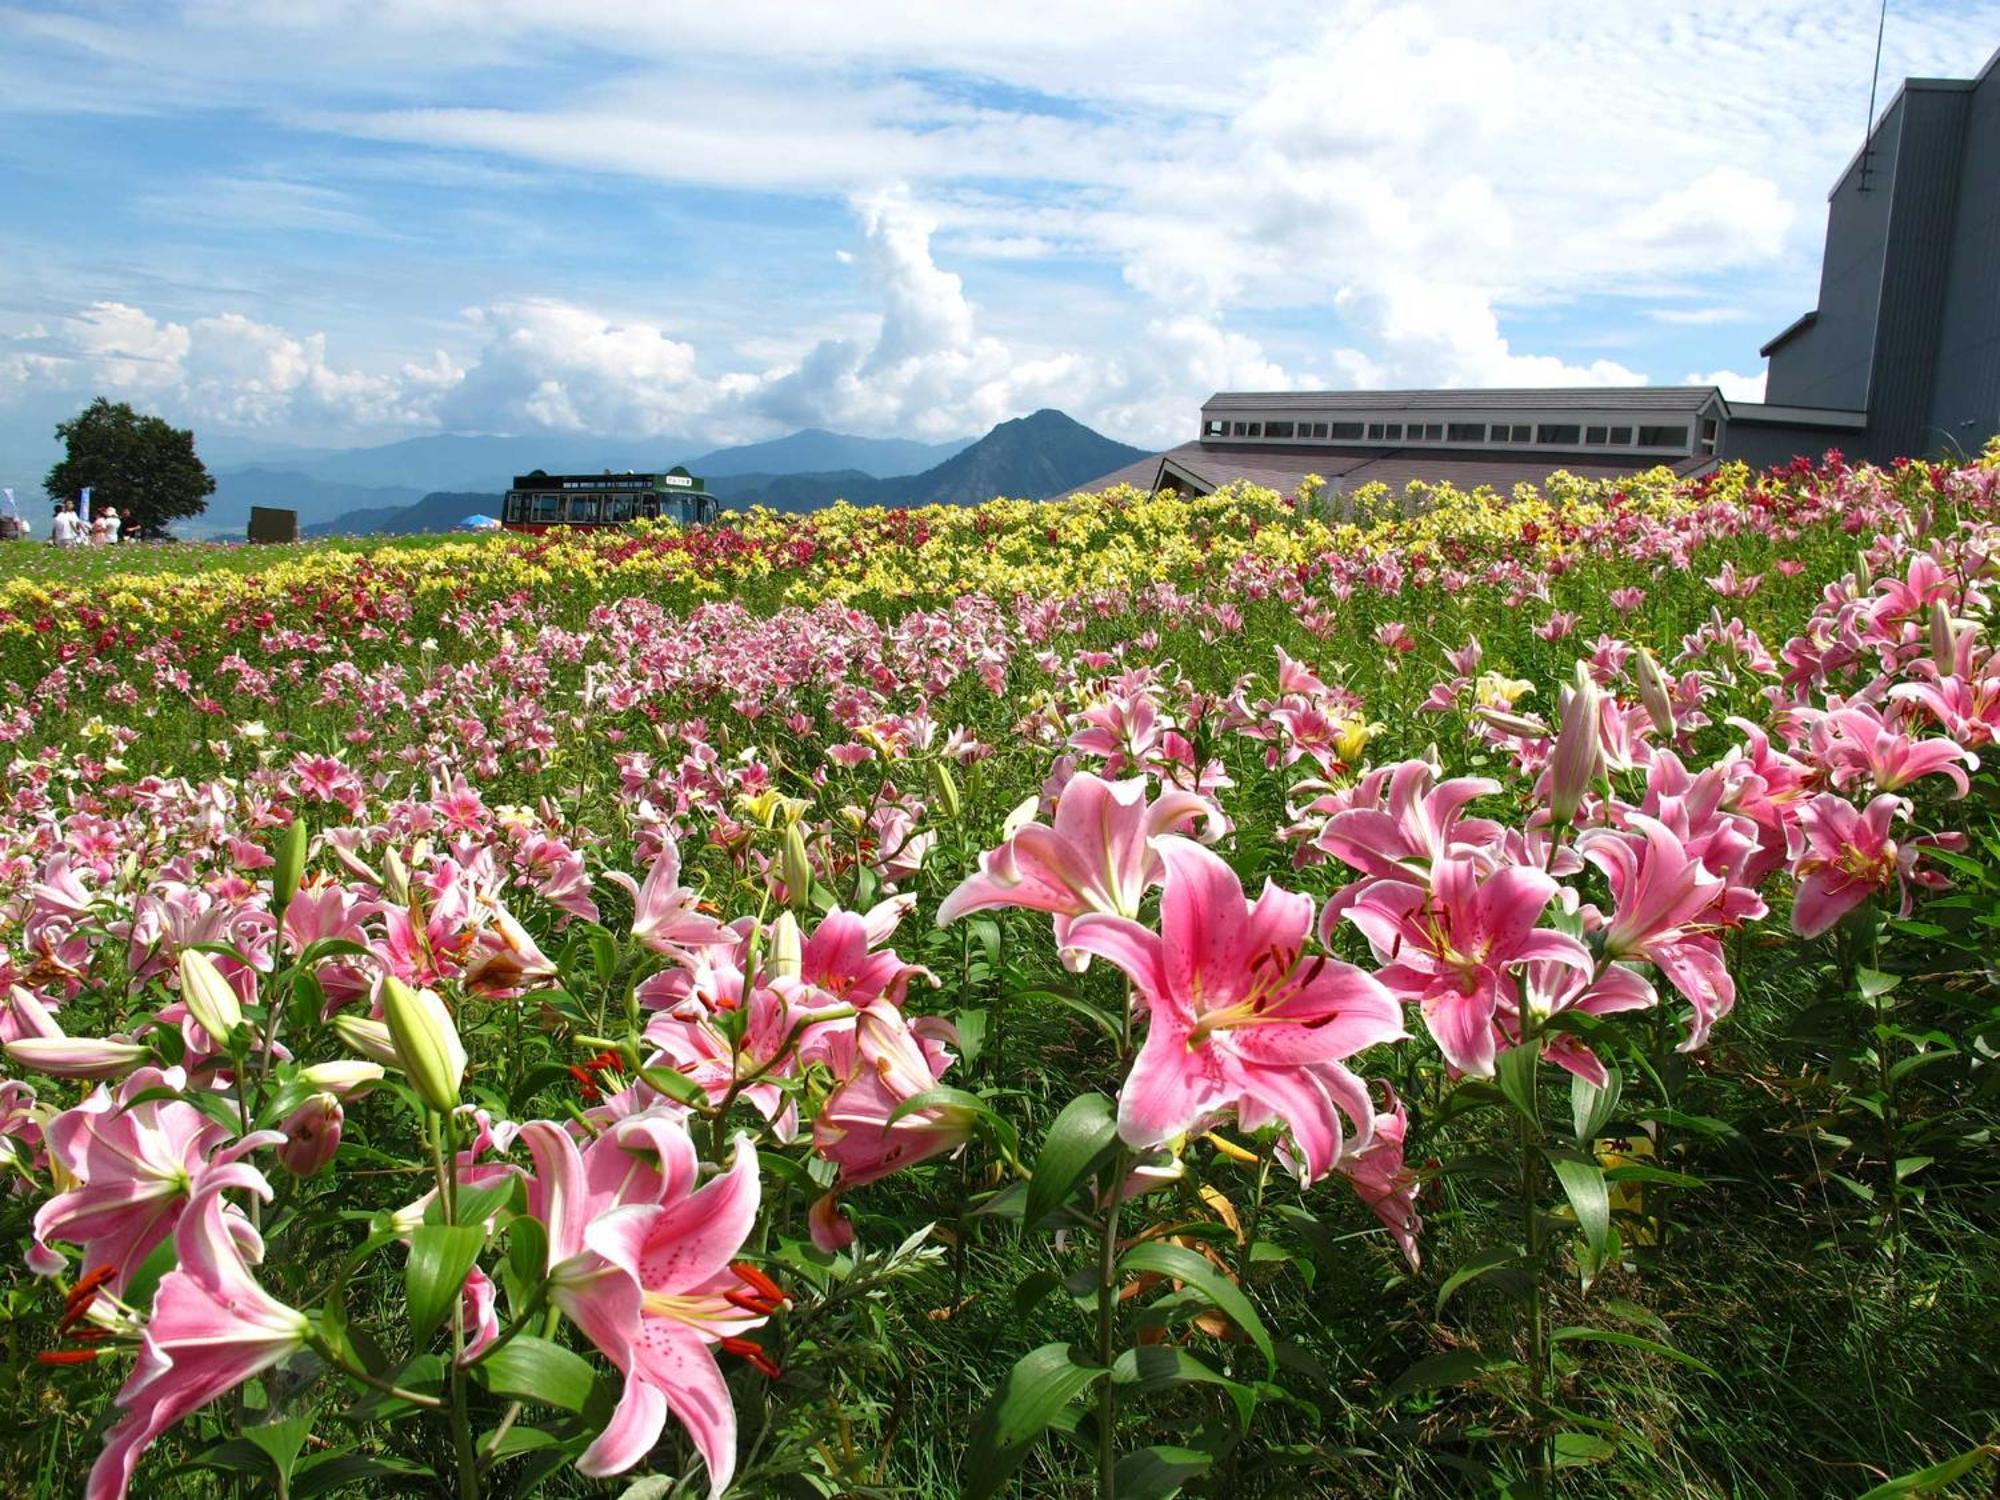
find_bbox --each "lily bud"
[1634,647,1676,739]
[328,842,382,889]
[331,1013,403,1070]
[298,1059,386,1098]
[381,845,411,905]
[1930,599,1957,674]
[178,949,244,1042]
[273,817,307,914]
[276,1092,343,1176]
[4,1035,151,1080]
[379,977,466,1114]
[769,912,803,983]
[925,759,962,822]
[1474,705,1548,739]
[780,821,814,910]
[1547,670,1604,828]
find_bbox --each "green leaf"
[1495,1043,1540,1126]
[1894,1155,1934,1182]
[1013,1269,1063,1319]
[1547,1151,1612,1271]
[1114,1444,1213,1499]
[1854,1443,1999,1498]
[1116,1241,1273,1376]
[1550,1326,1718,1377]
[888,1085,989,1127]
[1602,1164,1703,1189]
[1387,1349,1501,1399]
[1553,1431,1617,1467]
[1112,1345,1256,1429]
[404,1223,486,1353]
[1570,1065,1621,1145]
[475,1335,610,1418]
[1024,1093,1118,1232]
[1435,1247,1530,1316]
[1009,987,1123,1047]
[293,1451,434,1498]
[1856,967,1901,999]
[963,1342,1106,1500]
[242,1413,313,1484]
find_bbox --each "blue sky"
[2,0,1997,486]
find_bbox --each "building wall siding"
[1866,87,1972,461]
[1929,64,2000,457]
[1767,102,1904,412]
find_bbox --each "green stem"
[1095,1152,1128,1500]
[1517,1014,1550,1498]
[432,1111,479,1500]
[1866,911,1905,1294]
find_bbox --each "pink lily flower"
[87,1166,310,1500]
[605,838,727,962]
[936,773,1223,971]
[813,1003,969,1189]
[1066,838,1403,1176]
[1512,960,1656,1086]
[1790,792,1911,937]
[1314,758,1504,894]
[1809,703,1977,797]
[1344,856,1591,1078]
[1331,1084,1422,1269]
[35,1065,282,1291]
[522,1116,762,1493]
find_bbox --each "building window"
[1700,417,1718,454]
[1492,423,1533,443]
[1205,419,1227,436]
[1422,423,1443,440]
[1446,422,1483,442]
[533,494,560,523]
[1610,426,1633,444]
[1585,425,1609,445]
[1247,422,1263,437]
[1366,422,1384,440]
[1231,421,1247,436]
[1637,425,1688,448]
[1266,420,1295,438]
[1537,424,1582,445]
[1330,422,1363,440]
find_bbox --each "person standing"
[100,506,121,544]
[50,500,82,547]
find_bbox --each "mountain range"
[291,410,1145,537]
[194,427,977,538]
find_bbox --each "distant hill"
[685,429,970,480]
[213,426,977,502]
[309,410,1144,533]
[192,467,426,539]
[718,410,1148,511]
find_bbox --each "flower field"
[1,452,1998,1499]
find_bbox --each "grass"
[0,472,1996,1498]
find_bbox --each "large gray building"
[1078,46,1998,501]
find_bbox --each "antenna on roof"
[1858,0,1889,193]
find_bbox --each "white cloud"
[1687,367,1768,403]
[8,0,2000,453]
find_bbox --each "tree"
[44,398,215,538]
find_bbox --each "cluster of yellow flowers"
[0,460,1759,641]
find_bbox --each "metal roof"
[1759,311,1818,359]
[1062,441,1708,501]
[1201,387,1721,415]
[1724,401,1867,429]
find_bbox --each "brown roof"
[1063,441,1710,500]
[1201,387,1722,415]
